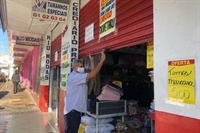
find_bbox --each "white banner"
[99,0,116,38]
[40,34,51,85]
[70,0,79,71]
[32,0,69,23]
[85,23,94,43]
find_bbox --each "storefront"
[49,23,63,123]
[78,0,154,132]
[59,0,154,132]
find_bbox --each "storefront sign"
[99,0,116,38]
[85,23,94,43]
[16,36,40,46]
[168,59,195,104]
[71,1,79,71]
[31,0,69,23]
[147,42,154,69]
[40,34,51,85]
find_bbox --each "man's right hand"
[100,49,106,62]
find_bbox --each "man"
[12,70,20,94]
[64,50,106,133]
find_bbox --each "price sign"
[168,59,195,104]
[147,42,153,69]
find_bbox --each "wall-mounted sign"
[16,36,40,46]
[99,0,116,38]
[31,0,69,23]
[147,42,154,69]
[85,23,94,43]
[55,51,58,61]
[168,59,195,104]
[40,34,51,85]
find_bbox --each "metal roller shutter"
[79,0,153,57]
[51,34,61,68]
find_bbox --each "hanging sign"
[146,42,153,69]
[168,59,195,104]
[16,36,40,46]
[99,0,116,38]
[31,0,69,23]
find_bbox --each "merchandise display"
[82,44,154,133]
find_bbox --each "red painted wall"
[39,85,49,112]
[79,0,153,57]
[155,111,200,133]
[58,89,65,133]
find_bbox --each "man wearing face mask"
[64,50,106,133]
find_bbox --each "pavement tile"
[0,81,58,133]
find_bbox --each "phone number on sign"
[33,13,66,22]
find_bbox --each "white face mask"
[77,67,85,73]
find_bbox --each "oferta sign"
[99,0,116,38]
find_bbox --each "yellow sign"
[168,59,195,104]
[147,42,153,69]
[99,0,116,38]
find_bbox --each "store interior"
[81,43,154,133]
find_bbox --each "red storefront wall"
[79,0,153,57]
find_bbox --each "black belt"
[71,109,80,113]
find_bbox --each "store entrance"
[50,66,60,118]
[85,43,154,132]
[99,43,154,107]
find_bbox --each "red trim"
[39,85,49,112]
[58,89,66,133]
[155,110,200,133]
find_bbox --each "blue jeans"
[64,110,81,133]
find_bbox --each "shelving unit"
[86,100,127,133]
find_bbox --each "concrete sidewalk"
[0,81,58,133]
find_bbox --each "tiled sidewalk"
[0,81,58,133]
